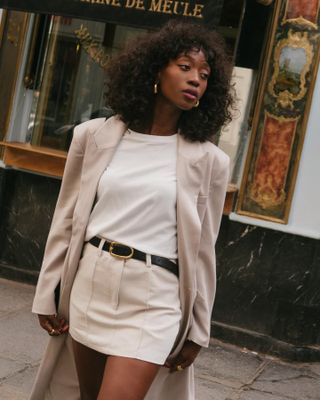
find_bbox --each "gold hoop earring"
[194,100,200,108]
[154,82,158,94]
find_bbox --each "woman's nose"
[187,71,200,87]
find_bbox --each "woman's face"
[158,49,211,111]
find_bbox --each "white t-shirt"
[85,129,178,259]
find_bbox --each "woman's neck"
[145,96,181,136]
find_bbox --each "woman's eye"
[178,64,190,71]
[200,73,209,80]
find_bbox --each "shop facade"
[0,0,319,360]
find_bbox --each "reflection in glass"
[29,16,147,150]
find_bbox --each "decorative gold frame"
[31,16,61,147]
[282,0,320,29]
[23,14,44,88]
[268,30,314,109]
[0,11,30,143]
[0,9,7,46]
[236,0,320,223]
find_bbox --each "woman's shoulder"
[73,117,108,142]
[72,115,123,148]
[201,140,230,170]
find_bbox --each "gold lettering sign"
[80,0,121,5]
[78,0,204,19]
[7,17,21,47]
[74,25,110,68]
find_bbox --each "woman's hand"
[164,340,202,373]
[38,314,69,336]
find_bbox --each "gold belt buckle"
[109,241,134,259]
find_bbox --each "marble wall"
[0,167,319,352]
[215,216,320,347]
[0,168,60,282]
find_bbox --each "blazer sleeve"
[32,127,85,315]
[187,150,230,347]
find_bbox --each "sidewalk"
[0,277,319,400]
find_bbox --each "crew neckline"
[126,129,178,142]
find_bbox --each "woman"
[30,20,233,400]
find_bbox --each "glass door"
[28,16,147,150]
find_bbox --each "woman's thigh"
[72,338,107,400]
[97,356,161,400]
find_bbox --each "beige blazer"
[29,116,229,400]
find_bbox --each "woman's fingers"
[38,314,69,336]
[168,358,187,373]
[166,353,189,373]
[45,315,60,335]
[38,314,58,335]
[58,318,69,333]
[166,340,202,373]
[38,314,51,331]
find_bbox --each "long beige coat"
[29,116,229,400]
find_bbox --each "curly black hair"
[105,20,234,142]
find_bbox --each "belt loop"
[98,237,106,256]
[146,254,152,268]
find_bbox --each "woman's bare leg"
[97,356,161,400]
[72,338,107,400]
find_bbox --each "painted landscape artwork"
[275,46,306,95]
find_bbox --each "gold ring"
[49,328,55,336]
[176,365,184,371]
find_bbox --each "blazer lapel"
[93,115,127,149]
[176,135,208,309]
[76,116,127,227]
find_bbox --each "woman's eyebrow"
[178,54,210,70]
[201,62,211,70]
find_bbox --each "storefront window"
[28,16,148,150]
[218,0,273,183]
[23,1,254,152]
[1,0,273,183]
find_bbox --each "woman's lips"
[182,91,198,101]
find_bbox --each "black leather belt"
[88,237,179,278]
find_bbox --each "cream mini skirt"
[69,240,182,365]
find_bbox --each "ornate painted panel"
[237,0,320,223]
[283,0,319,28]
